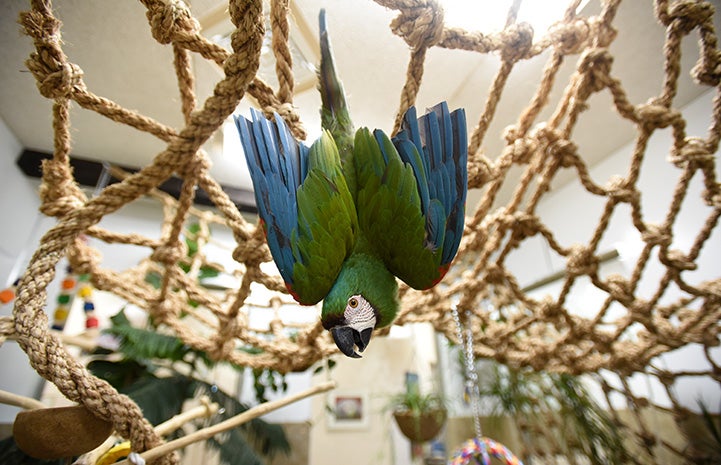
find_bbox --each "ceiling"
[0,0,717,208]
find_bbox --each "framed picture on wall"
[327,391,369,430]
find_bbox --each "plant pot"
[393,409,447,443]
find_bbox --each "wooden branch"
[75,398,220,465]
[154,397,219,436]
[114,381,336,465]
[0,389,46,410]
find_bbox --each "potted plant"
[389,387,447,443]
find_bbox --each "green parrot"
[235,9,467,358]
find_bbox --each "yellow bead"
[78,286,93,298]
[54,307,69,321]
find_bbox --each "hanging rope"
[1,0,719,463]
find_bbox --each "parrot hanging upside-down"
[235,9,468,358]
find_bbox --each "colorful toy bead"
[0,288,15,304]
[51,305,70,331]
[449,438,524,465]
[85,316,99,329]
[53,307,69,321]
[78,286,93,298]
[96,441,131,465]
[50,267,99,331]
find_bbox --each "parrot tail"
[318,9,352,133]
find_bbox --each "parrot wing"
[236,109,357,304]
[354,102,467,290]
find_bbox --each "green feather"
[318,9,356,199]
[353,128,444,290]
[321,243,399,328]
[291,132,357,304]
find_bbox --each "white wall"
[503,88,720,412]
[0,114,319,425]
[308,325,440,465]
[0,116,55,423]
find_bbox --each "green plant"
[479,363,629,465]
[89,309,290,465]
[388,385,447,443]
[683,398,721,464]
[388,389,446,417]
[144,221,223,300]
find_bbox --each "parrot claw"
[331,325,367,358]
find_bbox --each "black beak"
[331,326,373,358]
[354,327,373,353]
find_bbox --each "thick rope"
[4,1,720,463]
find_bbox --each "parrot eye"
[348,297,359,308]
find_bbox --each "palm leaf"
[105,310,191,363]
[94,310,289,464]
[193,380,291,461]
[697,398,721,456]
[87,358,147,389]
[121,374,193,426]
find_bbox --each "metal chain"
[451,304,483,439]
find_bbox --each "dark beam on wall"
[16,150,257,214]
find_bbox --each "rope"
[3,0,719,463]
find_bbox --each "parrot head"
[320,251,399,358]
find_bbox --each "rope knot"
[547,138,578,168]
[549,18,591,55]
[670,137,714,168]
[33,62,85,99]
[511,212,540,241]
[38,159,87,217]
[606,176,639,204]
[605,274,632,305]
[641,224,671,248]
[578,48,613,93]
[691,49,721,86]
[389,1,444,50]
[538,298,560,318]
[484,264,505,285]
[667,0,714,34]
[635,102,680,129]
[467,157,493,188]
[660,249,697,271]
[19,9,81,100]
[69,239,102,276]
[233,239,270,266]
[152,242,185,266]
[566,245,598,277]
[499,22,533,62]
[503,128,537,164]
[147,0,200,44]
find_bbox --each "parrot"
[234,9,468,358]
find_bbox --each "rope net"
[2,0,720,463]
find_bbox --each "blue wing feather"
[235,109,307,285]
[392,102,467,267]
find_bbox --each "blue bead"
[83,302,95,311]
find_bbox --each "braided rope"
[1,0,719,463]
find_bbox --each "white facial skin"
[344,294,376,332]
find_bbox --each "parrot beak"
[330,326,374,358]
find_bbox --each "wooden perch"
[114,381,336,465]
[75,397,220,465]
[0,388,45,410]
